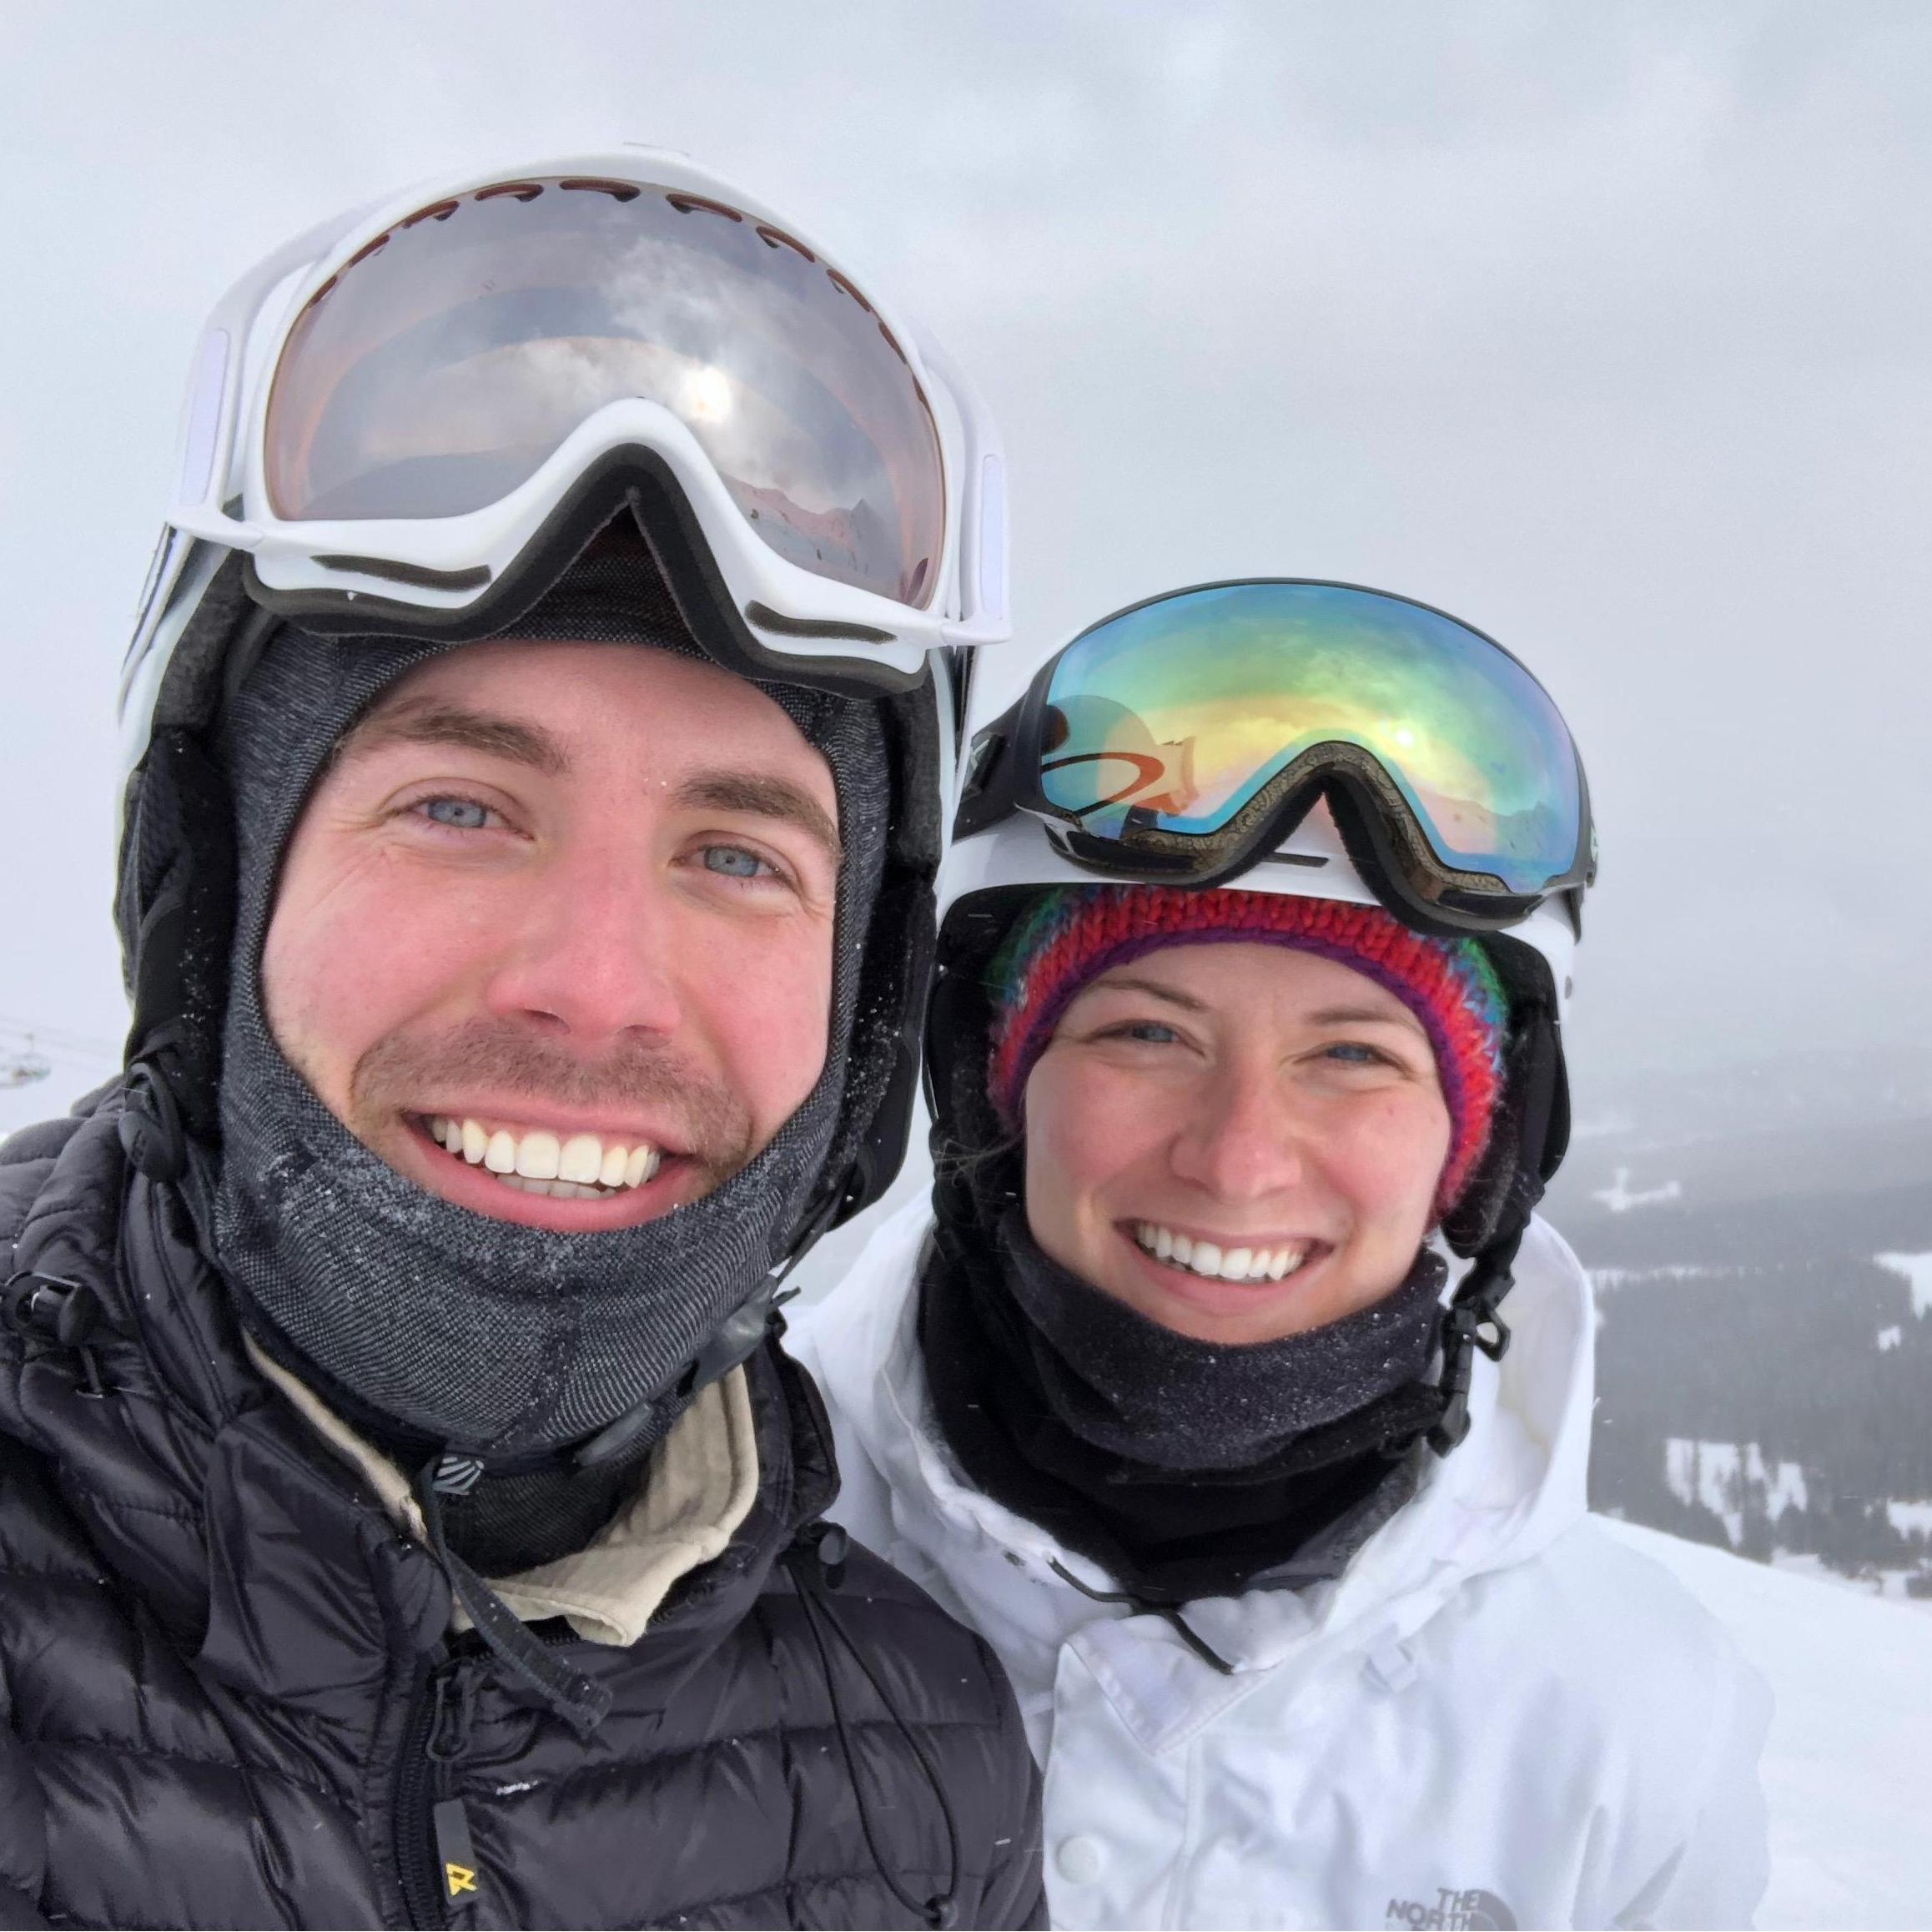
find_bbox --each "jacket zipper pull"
[427,1665,482,1915]
[432,1796,481,1917]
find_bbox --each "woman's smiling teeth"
[1132,1222,1311,1283]
[425,1117,662,1200]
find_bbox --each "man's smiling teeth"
[426,1118,661,1199]
[1132,1222,1309,1283]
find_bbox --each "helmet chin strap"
[565,1273,798,1471]
[563,1160,859,1469]
[118,727,238,1175]
[1426,1003,1565,1456]
[1426,1227,1524,1456]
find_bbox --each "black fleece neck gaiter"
[994,1210,1446,1467]
[211,601,888,1482]
[920,1194,1450,1603]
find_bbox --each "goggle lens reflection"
[264,179,946,608]
[1039,583,1582,893]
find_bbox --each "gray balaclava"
[209,534,890,1498]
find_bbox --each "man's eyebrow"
[675,769,843,866]
[340,700,570,777]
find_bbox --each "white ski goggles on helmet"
[142,151,1009,694]
[957,579,1595,938]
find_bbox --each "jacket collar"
[3,1093,834,1711]
[805,1197,1595,1740]
[247,1337,762,1647]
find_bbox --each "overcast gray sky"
[4,1,1930,1135]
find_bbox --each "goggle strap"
[951,704,1024,843]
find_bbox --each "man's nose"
[481,841,683,1045]
[1167,1056,1309,1202]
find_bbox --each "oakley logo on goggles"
[958,580,1594,934]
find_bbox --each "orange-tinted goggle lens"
[265,179,946,608]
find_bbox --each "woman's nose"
[481,839,684,1046]
[1167,1059,1308,1201]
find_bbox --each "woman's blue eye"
[422,797,491,830]
[702,845,768,879]
[1122,1021,1179,1044]
[1324,1042,1381,1065]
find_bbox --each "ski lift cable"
[0,1039,119,1072]
[0,1013,123,1064]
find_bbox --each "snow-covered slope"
[1601,1517,1930,1929]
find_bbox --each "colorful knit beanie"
[988,886,1509,1212]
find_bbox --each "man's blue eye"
[424,797,491,830]
[703,846,767,878]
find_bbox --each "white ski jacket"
[789,1203,1771,1930]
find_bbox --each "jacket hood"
[106,516,943,1475]
[111,510,942,1241]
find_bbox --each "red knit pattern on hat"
[988,887,1506,1212]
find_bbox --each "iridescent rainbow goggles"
[956,580,1595,937]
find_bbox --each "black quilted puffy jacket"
[0,1094,1045,1930]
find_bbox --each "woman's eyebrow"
[1306,1003,1425,1030]
[1085,974,1206,1013]
[1087,983,1421,1030]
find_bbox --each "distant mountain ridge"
[1547,1045,1932,1604]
